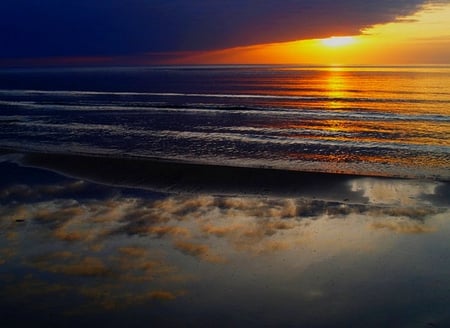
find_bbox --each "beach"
[1,65,449,327]
[1,149,450,327]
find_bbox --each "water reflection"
[1,163,449,327]
[326,70,349,108]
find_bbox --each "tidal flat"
[1,154,449,327]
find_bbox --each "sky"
[1,0,449,66]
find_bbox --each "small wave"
[2,98,449,123]
[11,119,448,155]
[1,89,448,105]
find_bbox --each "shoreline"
[0,148,448,206]
[2,145,447,182]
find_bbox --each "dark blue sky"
[0,0,442,62]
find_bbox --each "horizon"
[2,63,450,71]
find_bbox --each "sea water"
[0,65,449,180]
[1,65,450,327]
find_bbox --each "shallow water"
[0,65,449,180]
[0,161,449,327]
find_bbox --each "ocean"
[0,65,449,180]
[1,65,450,327]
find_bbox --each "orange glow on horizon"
[166,3,450,66]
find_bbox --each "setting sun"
[172,1,450,66]
[320,36,356,47]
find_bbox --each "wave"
[1,80,449,181]
[1,100,449,123]
[0,89,448,104]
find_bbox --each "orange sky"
[2,2,448,67]
[166,3,450,65]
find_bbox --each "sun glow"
[320,36,356,47]
[166,3,450,65]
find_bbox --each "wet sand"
[0,149,441,205]
[1,151,450,327]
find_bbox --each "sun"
[320,36,356,47]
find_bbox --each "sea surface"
[0,65,449,180]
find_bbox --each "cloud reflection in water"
[0,165,449,327]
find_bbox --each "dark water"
[0,65,449,180]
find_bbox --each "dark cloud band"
[0,0,441,58]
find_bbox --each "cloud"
[76,286,182,311]
[113,249,181,284]
[0,180,90,200]
[350,178,439,206]
[18,245,187,312]
[174,241,226,263]
[31,255,110,277]
[147,291,177,301]
[0,0,442,59]
[0,178,445,267]
[118,246,148,258]
[146,226,191,238]
[370,219,435,234]
[2,179,449,320]
[1,188,443,261]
